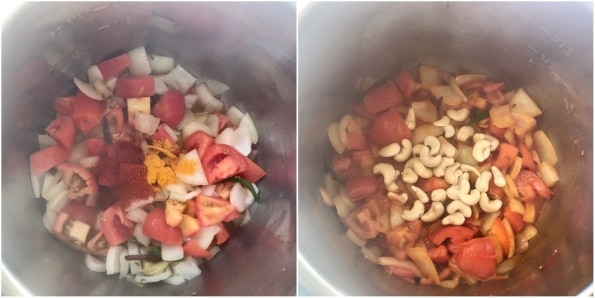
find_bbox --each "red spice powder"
[115,163,153,210]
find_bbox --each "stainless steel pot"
[298,2,592,295]
[2,2,296,295]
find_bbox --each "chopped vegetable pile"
[30,46,267,285]
[322,65,559,287]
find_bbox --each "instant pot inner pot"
[298,2,592,295]
[2,2,296,295]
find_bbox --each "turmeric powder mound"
[144,153,177,189]
[176,158,197,176]
[157,166,176,188]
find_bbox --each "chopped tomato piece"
[151,124,179,149]
[238,157,267,183]
[195,194,237,226]
[97,54,130,80]
[427,245,449,264]
[152,89,186,127]
[72,91,106,135]
[416,177,449,193]
[344,175,378,201]
[330,152,354,180]
[518,142,537,171]
[394,71,419,100]
[386,220,423,259]
[344,200,384,240]
[143,207,183,245]
[353,103,377,120]
[182,241,212,258]
[179,214,201,238]
[216,113,233,132]
[503,207,525,233]
[201,144,248,184]
[100,203,135,247]
[57,162,99,199]
[483,82,505,94]
[184,130,215,158]
[515,170,552,202]
[61,201,99,227]
[453,237,497,281]
[485,119,506,140]
[223,208,241,222]
[347,132,368,150]
[492,143,519,170]
[369,108,411,148]
[362,82,404,114]
[29,143,70,175]
[114,76,155,98]
[54,96,74,116]
[45,115,76,151]
[489,218,511,256]
[351,149,375,172]
[429,225,476,246]
[215,223,230,245]
[86,138,106,156]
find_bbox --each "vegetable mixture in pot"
[322,65,559,287]
[29,46,266,285]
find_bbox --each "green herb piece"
[229,177,261,202]
[467,110,490,125]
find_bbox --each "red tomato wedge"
[86,138,106,157]
[45,115,76,151]
[183,241,212,258]
[416,177,449,193]
[238,157,267,183]
[151,124,178,149]
[97,54,130,80]
[394,71,419,100]
[72,91,106,135]
[515,170,552,202]
[429,225,476,246]
[453,237,498,281]
[152,89,186,128]
[61,201,99,228]
[369,108,411,148]
[184,130,215,158]
[201,144,249,184]
[503,207,525,233]
[344,175,378,201]
[54,96,74,116]
[195,194,237,226]
[216,113,233,132]
[143,207,183,245]
[29,143,70,175]
[114,76,155,99]
[57,162,99,199]
[362,82,404,114]
[101,203,135,247]
[215,223,230,245]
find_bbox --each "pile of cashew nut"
[372,107,506,226]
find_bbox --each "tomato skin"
[72,91,106,135]
[515,170,552,202]
[195,194,237,226]
[344,175,378,201]
[55,96,74,116]
[101,203,135,247]
[427,245,449,264]
[114,76,155,98]
[45,115,76,151]
[151,124,179,149]
[215,223,230,245]
[351,149,375,172]
[97,54,131,80]
[216,113,233,132]
[201,144,249,184]
[57,162,99,199]
[416,177,449,193]
[183,241,212,258]
[152,89,186,128]
[429,225,476,246]
[29,143,71,175]
[369,108,411,148]
[394,71,419,100]
[61,201,99,227]
[86,138,106,157]
[184,130,215,158]
[362,82,404,114]
[503,207,525,233]
[238,157,266,183]
[143,208,183,245]
[453,237,498,281]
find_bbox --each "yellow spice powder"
[176,158,197,176]
[144,153,177,188]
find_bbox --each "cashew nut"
[447,107,470,122]
[460,164,480,177]
[491,166,506,187]
[394,139,412,162]
[438,138,456,157]
[459,173,471,194]
[444,124,456,138]
[442,212,465,226]
[401,168,419,184]
[419,147,442,168]
[410,185,430,203]
[433,156,455,177]
[379,143,401,158]
[373,163,397,186]
[456,126,475,142]
[475,171,492,193]
[446,200,472,217]
[338,114,359,148]
[431,189,447,202]
[479,192,502,213]
[472,140,492,162]
[327,122,346,154]
[412,144,425,156]
[424,136,441,155]
[459,189,481,206]
[433,115,450,127]
[444,162,462,185]
[402,200,425,221]
[446,173,469,200]
[412,159,433,179]
[388,192,408,204]
[421,202,445,222]
[473,133,500,151]
[405,108,416,130]
[386,182,400,193]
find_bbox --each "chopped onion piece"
[205,114,220,137]
[154,189,169,201]
[165,183,187,195]
[73,77,103,100]
[41,173,58,196]
[169,189,201,203]
[191,224,221,250]
[161,123,179,143]
[182,120,212,139]
[127,208,148,224]
[133,223,151,247]
[105,77,117,91]
[419,65,442,89]
[207,245,221,260]
[134,113,161,135]
[31,174,43,198]
[215,127,235,146]
[164,274,186,285]
[480,211,501,236]
[128,242,143,274]
[175,150,209,186]
[237,209,251,226]
[230,182,253,212]
[106,246,125,275]
[177,110,196,131]
[184,94,200,109]
[238,113,258,144]
[347,229,366,247]
[206,79,230,96]
[85,254,107,273]
[38,134,57,149]
[119,249,130,279]
[153,76,169,95]
[361,245,382,263]
[226,105,245,126]
[79,156,100,168]
[42,209,58,232]
[68,141,89,163]
[125,275,145,287]
[196,84,225,112]
[128,47,152,76]
[148,54,175,74]
[496,255,521,274]
[87,65,104,84]
[86,193,98,208]
[43,181,67,202]
[173,256,201,280]
[233,126,252,156]
[200,185,216,196]
[161,243,184,261]
[538,161,559,187]
[135,267,172,283]
[161,65,197,93]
